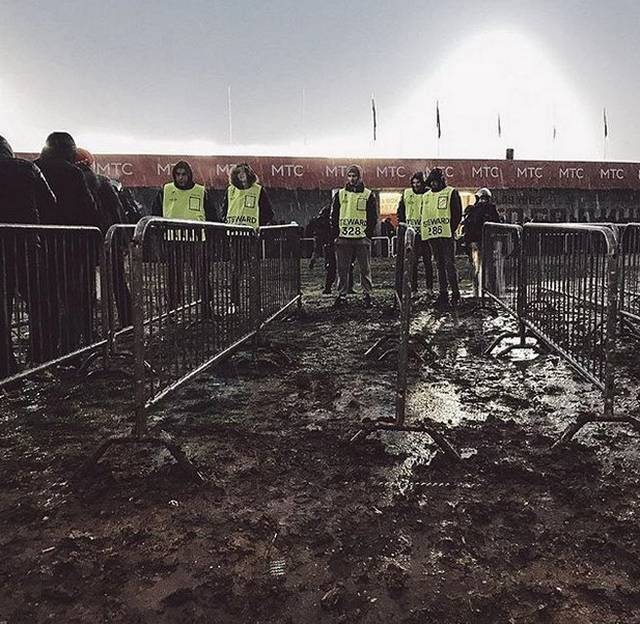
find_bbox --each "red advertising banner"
[18,154,640,191]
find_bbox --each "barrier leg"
[81,429,206,484]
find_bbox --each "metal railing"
[259,225,302,323]
[481,221,640,444]
[1,224,106,387]
[521,224,617,392]
[481,223,523,317]
[104,224,135,356]
[87,218,302,479]
[354,224,459,457]
[620,223,640,334]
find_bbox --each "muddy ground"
[1,257,640,623]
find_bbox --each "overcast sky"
[1,0,638,161]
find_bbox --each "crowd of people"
[1,131,501,377]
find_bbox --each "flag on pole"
[371,96,377,142]
[436,100,441,139]
[497,114,502,138]
[603,107,608,138]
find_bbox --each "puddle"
[408,381,483,427]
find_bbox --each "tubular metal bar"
[104,224,135,355]
[481,223,540,356]
[520,223,624,444]
[1,224,106,388]
[87,219,303,480]
[620,224,640,332]
[353,225,459,460]
[258,225,302,323]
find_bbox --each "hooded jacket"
[0,136,56,225]
[329,178,378,239]
[152,161,217,221]
[220,163,274,226]
[462,200,502,244]
[34,134,99,227]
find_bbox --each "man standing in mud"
[329,165,378,307]
[397,171,434,297]
[421,167,462,309]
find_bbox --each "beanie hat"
[75,147,95,167]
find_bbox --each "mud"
[1,257,640,623]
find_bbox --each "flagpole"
[603,107,608,161]
[227,86,233,145]
[436,100,441,158]
[301,87,307,146]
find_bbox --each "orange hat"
[75,147,95,167]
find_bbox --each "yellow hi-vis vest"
[162,183,206,221]
[338,188,371,238]
[421,186,454,240]
[226,183,262,230]
[402,188,424,232]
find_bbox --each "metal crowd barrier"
[620,223,640,335]
[87,218,302,480]
[258,225,302,323]
[481,223,539,357]
[520,223,640,442]
[1,224,106,388]
[104,224,135,356]
[354,224,459,458]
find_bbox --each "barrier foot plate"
[352,418,461,461]
[81,430,206,484]
[553,414,640,448]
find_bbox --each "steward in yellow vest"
[152,160,215,223]
[421,167,463,308]
[222,163,274,230]
[329,164,378,307]
[397,171,434,294]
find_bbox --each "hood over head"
[426,167,446,190]
[0,135,14,160]
[172,160,194,189]
[40,132,77,162]
[229,163,257,189]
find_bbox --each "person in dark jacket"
[397,171,434,296]
[75,148,132,327]
[221,163,274,228]
[421,167,463,308]
[35,132,101,353]
[75,148,125,234]
[0,136,57,376]
[309,204,354,295]
[463,187,501,298]
[34,133,99,227]
[329,164,378,307]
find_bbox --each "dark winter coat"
[329,180,378,239]
[76,163,125,234]
[463,201,501,244]
[0,138,56,225]
[33,156,99,227]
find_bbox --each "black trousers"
[428,237,459,298]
